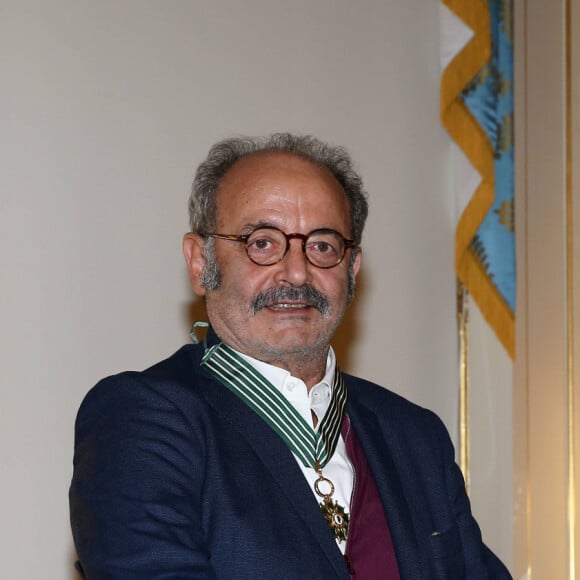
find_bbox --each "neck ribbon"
[201,342,347,470]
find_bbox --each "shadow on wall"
[185,298,209,344]
[331,270,366,373]
[68,543,83,580]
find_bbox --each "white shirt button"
[286,378,301,392]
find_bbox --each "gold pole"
[565,0,575,575]
[457,279,470,493]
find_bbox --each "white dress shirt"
[237,347,354,552]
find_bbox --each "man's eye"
[309,241,337,254]
[249,238,273,251]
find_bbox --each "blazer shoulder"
[344,373,438,416]
[76,344,209,423]
[343,372,448,438]
[143,342,206,380]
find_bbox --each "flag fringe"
[460,248,515,357]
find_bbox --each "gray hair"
[188,133,369,245]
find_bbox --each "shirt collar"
[234,347,337,422]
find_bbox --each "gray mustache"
[252,286,330,315]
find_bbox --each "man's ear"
[352,247,362,277]
[183,233,207,297]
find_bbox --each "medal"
[314,461,349,542]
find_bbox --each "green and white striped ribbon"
[201,342,347,469]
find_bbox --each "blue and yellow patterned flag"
[440,0,515,358]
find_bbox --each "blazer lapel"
[346,395,423,579]
[201,368,349,579]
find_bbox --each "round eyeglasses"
[202,226,357,269]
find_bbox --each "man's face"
[184,152,361,369]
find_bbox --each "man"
[70,133,511,579]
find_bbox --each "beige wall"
[0,2,510,577]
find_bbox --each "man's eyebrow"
[241,220,279,233]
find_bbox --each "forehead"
[215,152,351,231]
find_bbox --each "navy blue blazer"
[70,338,511,579]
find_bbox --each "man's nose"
[273,239,312,286]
